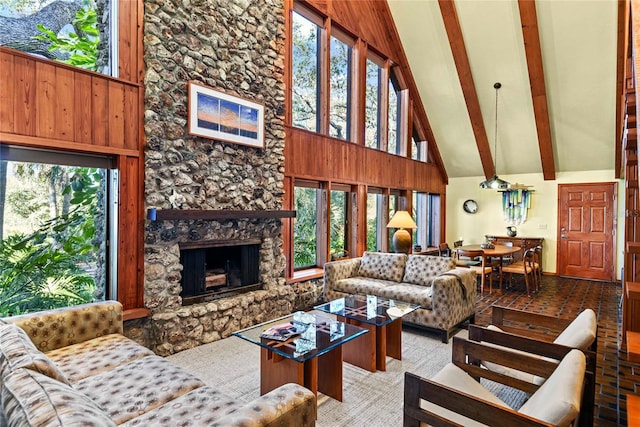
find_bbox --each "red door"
[557,183,616,281]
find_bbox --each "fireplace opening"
[179,239,261,304]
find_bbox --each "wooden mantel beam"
[518,0,556,181]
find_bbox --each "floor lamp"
[387,211,418,254]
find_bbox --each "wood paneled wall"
[286,127,446,193]
[0,0,145,312]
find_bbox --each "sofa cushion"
[403,255,456,286]
[518,349,585,426]
[553,308,597,350]
[75,355,205,424]
[334,277,396,296]
[46,333,155,383]
[357,252,407,282]
[0,324,69,384]
[1,368,115,427]
[120,386,240,426]
[377,283,432,310]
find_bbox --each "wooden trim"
[518,0,556,181]
[148,209,297,221]
[0,133,140,157]
[616,0,631,179]
[438,0,494,180]
[123,308,151,321]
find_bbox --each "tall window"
[388,191,401,250]
[366,188,386,252]
[388,80,399,155]
[0,146,117,316]
[412,191,428,249]
[329,185,350,259]
[329,31,353,141]
[364,57,383,149]
[294,181,321,269]
[292,10,321,132]
[1,0,117,75]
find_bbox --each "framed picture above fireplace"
[188,81,265,149]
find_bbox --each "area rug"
[166,326,526,426]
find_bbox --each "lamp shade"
[386,211,417,229]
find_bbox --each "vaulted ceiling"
[387,0,621,180]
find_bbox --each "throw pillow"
[357,252,407,282]
[402,255,455,286]
[2,368,116,427]
[0,324,69,384]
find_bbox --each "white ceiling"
[387,0,618,179]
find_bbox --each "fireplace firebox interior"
[179,239,261,302]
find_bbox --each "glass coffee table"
[233,311,368,401]
[315,295,420,372]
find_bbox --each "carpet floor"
[166,325,528,426]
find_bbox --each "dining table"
[455,244,521,290]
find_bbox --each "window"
[0,145,117,316]
[427,194,441,246]
[366,188,386,252]
[411,126,428,162]
[329,31,353,141]
[388,80,399,155]
[387,190,402,250]
[329,185,350,259]
[292,10,322,132]
[1,0,118,76]
[412,192,428,249]
[364,56,383,149]
[294,181,321,269]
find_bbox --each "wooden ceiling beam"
[518,0,556,181]
[438,0,494,180]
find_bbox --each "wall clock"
[463,199,478,214]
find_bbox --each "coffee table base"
[342,316,403,372]
[260,345,343,401]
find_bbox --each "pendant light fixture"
[479,82,510,190]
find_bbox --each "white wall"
[446,170,624,280]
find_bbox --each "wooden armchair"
[404,337,586,427]
[468,306,598,427]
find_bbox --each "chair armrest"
[491,305,571,341]
[3,301,123,352]
[403,372,550,427]
[213,383,316,427]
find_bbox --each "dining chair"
[532,245,543,288]
[501,248,537,295]
[438,242,451,257]
[456,249,494,293]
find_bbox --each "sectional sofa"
[0,301,316,426]
[324,252,477,342]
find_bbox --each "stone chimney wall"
[141,0,294,355]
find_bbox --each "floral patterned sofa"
[0,301,316,426]
[324,252,477,342]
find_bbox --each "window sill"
[123,308,151,321]
[288,268,324,284]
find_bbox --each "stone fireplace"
[140,0,301,356]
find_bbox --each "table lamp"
[386,211,418,254]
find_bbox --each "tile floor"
[473,275,626,426]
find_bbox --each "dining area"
[441,235,544,296]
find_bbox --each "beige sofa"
[324,252,477,342]
[0,301,316,426]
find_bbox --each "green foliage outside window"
[35,6,99,71]
[294,187,318,269]
[0,167,102,316]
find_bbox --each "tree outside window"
[329,188,348,259]
[364,58,382,149]
[292,10,320,132]
[294,185,319,269]
[329,33,352,141]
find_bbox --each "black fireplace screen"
[180,242,260,298]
